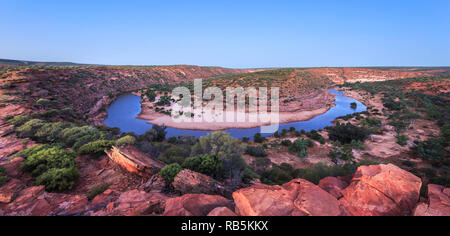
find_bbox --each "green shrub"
[159,163,183,183]
[160,145,190,165]
[329,145,354,164]
[396,135,410,146]
[22,146,77,177]
[35,122,72,143]
[16,119,46,138]
[61,126,100,147]
[253,133,266,143]
[141,125,167,142]
[14,145,52,159]
[289,138,311,158]
[281,140,293,147]
[20,146,79,192]
[328,123,370,144]
[35,167,80,192]
[77,140,115,156]
[306,130,326,144]
[87,183,110,201]
[115,135,136,147]
[9,115,31,127]
[245,146,267,157]
[182,154,223,177]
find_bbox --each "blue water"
[104,89,366,139]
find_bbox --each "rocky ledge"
[0,161,449,216]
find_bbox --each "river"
[104,89,366,139]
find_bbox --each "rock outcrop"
[414,184,450,216]
[172,169,228,196]
[105,146,165,176]
[163,194,234,216]
[1,184,89,216]
[319,177,348,199]
[233,179,346,216]
[207,207,237,216]
[101,190,169,216]
[339,164,422,216]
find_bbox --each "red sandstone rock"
[2,157,24,179]
[339,164,422,216]
[172,169,227,195]
[105,190,169,216]
[105,146,165,176]
[207,207,237,216]
[142,174,167,193]
[414,184,450,216]
[164,194,234,216]
[233,179,345,216]
[319,177,348,199]
[0,179,25,203]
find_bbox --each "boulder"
[319,177,348,199]
[414,184,450,216]
[106,190,169,216]
[207,207,237,216]
[105,146,165,176]
[339,164,422,216]
[142,174,167,193]
[164,194,234,216]
[172,169,227,196]
[233,179,345,216]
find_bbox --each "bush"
[35,167,80,192]
[182,154,222,177]
[306,130,326,144]
[260,164,295,185]
[159,163,183,183]
[281,140,293,147]
[350,102,357,109]
[77,140,115,157]
[245,146,267,157]
[9,115,31,127]
[141,125,167,142]
[160,145,190,165]
[115,135,136,147]
[396,135,410,146]
[288,138,311,158]
[61,126,100,147]
[21,146,79,192]
[22,146,77,177]
[13,145,52,159]
[413,138,446,164]
[16,119,46,138]
[328,123,370,144]
[254,133,266,143]
[87,183,110,201]
[35,122,72,143]
[329,145,354,164]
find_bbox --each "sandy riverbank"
[136,90,336,131]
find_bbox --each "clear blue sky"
[1,0,449,68]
